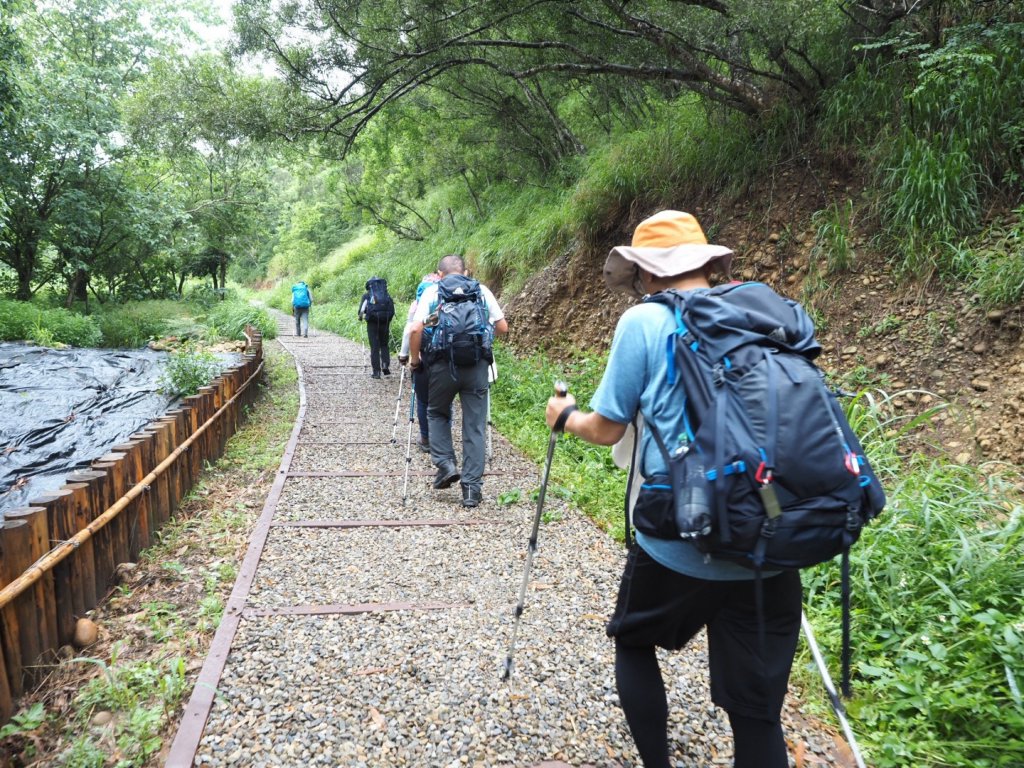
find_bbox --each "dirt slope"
[502,163,1024,471]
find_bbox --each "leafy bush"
[160,347,223,397]
[0,300,101,347]
[966,207,1024,308]
[203,299,277,340]
[93,300,188,348]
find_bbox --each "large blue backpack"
[427,274,494,370]
[291,282,311,308]
[642,282,886,569]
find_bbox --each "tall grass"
[800,392,1024,768]
[819,21,1024,280]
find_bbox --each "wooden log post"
[67,470,114,605]
[213,380,226,454]
[30,491,78,648]
[0,520,28,701]
[127,430,159,551]
[147,421,174,531]
[195,388,212,469]
[108,441,147,561]
[92,453,129,567]
[157,416,183,513]
[65,481,98,615]
[1,508,55,686]
[183,398,203,485]
[0,629,11,724]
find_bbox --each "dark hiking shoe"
[383,367,391,375]
[371,373,382,379]
[433,463,460,489]
[418,435,430,453]
[461,484,482,508]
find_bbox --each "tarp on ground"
[0,343,233,517]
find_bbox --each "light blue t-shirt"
[590,298,769,581]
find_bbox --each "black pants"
[366,319,391,375]
[608,544,802,767]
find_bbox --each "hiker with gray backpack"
[408,254,508,507]
[543,210,885,768]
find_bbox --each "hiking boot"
[461,484,482,508]
[382,367,391,375]
[418,435,430,453]
[433,463,460,489]
[371,372,381,379]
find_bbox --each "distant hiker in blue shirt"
[545,210,802,768]
[291,281,312,337]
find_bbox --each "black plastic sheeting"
[0,343,234,518]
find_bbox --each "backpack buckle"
[846,508,861,532]
[712,363,726,386]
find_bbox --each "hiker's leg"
[299,308,309,336]
[380,322,391,371]
[367,321,381,375]
[606,545,718,766]
[426,360,457,467]
[615,642,671,768]
[707,571,802,766]
[413,366,430,440]
[727,712,788,768]
[294,307,301,336]
[457,361,489,490]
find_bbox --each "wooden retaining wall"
[0,329,266,724]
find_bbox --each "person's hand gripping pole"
[501,381,569,681]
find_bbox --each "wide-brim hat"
[604,210,733,297]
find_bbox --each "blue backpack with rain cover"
[292,282,311,308]
[639,282,885,568]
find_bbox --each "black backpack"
[364,277,395,322]
[639,282,885,564]
[636,282,886,691]
[427,274,494,370]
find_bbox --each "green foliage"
[0,701,46,739]
[68,652,187,767]
[202,298,277,341]
[93,300,188,347]
[880,132,980,272]
[820,20,1024,277]
[810,200,856,274]
[0,299,101,346]
[803,457,1024,767]
[160,345,222,397]
[964,207,1024,308]
[489,346,627,537]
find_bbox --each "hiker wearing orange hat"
[545,210,802,768]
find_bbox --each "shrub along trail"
[169,317,855,768]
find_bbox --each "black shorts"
[607,544,802,721]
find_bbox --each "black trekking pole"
[501,380,568,681]
[401,387,417,507]
[801,612,868,768]
[390,364,407,443]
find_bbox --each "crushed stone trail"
[168,319,854,767]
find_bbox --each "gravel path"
[183,319,852,768]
